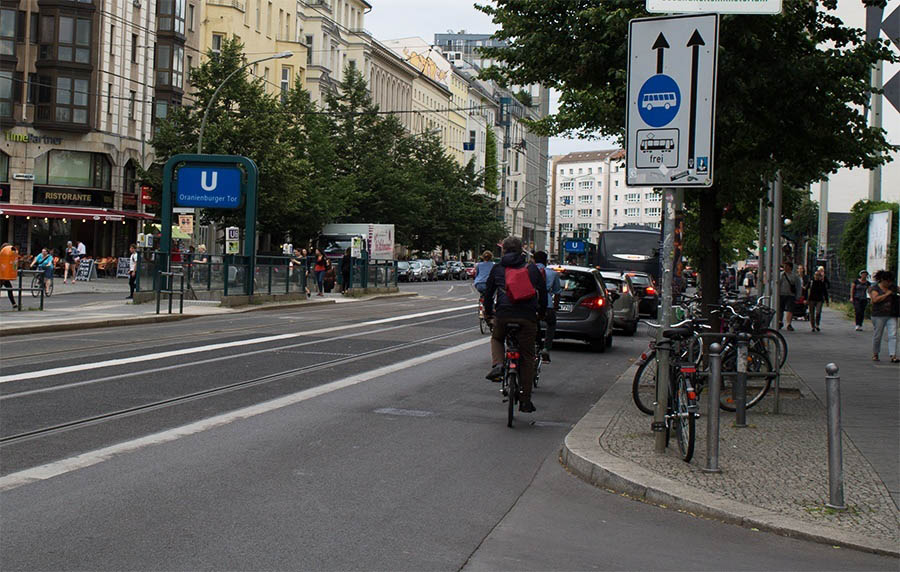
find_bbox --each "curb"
[0,293,418,337]
[559,363,900,558]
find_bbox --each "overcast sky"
[365,0,617,158]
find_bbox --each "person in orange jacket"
[0,243,19,308]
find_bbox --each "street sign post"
[646,0,781,14]
[626,14,718,188]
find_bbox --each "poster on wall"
[866,210,893,276]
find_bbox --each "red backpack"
[504,266,536,303]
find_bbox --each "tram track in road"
[0,297,441,362]
[0,326,477,447]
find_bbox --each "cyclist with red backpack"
[483,236,548,413]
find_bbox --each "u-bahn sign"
[626,14,718,187]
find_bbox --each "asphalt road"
[0,281,894,570]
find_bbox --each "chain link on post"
[825,363,846,510]
[704,342,723,473]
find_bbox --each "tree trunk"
[698,189,722,332]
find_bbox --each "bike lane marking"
[0,304,477,384]
[0,337,489,491]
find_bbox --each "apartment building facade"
[551,150,660,255]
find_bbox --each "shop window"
[1,9,15,56]
[0,152,9,182]
[33,150,111,188]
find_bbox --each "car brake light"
[579,295,605,310]
[645,286,656,295]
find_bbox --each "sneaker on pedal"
[519,400,536,413]
[540,350,551,363]
[486,363,503,382]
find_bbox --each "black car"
[397,261,411,282]
[447,261,464,280]
[436,263,450,280]
[549,265,617,352]
[627,271,659,318]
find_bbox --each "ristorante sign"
[33,187,115,208]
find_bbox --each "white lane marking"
[0,304,476,384]
[0,337,489,492]
[2,315,468,399]
[447,285,454,294]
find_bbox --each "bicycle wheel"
[533,344,542,389]
[507,371,518,428]
[719,348,774,411]
[479,317,489,335]
[31,275,41,297]
[45,279,53,297]
[673,375,696,462]
[632,350,658,415]
[757,328,787,368]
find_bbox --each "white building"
[551,150,660,255]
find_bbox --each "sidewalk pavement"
[561,306,900,557]
[0,279,415,336]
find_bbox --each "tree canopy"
[477,0,897,301]
[147,38,506,255]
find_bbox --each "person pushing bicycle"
[483,236,547,413]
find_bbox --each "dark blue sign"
[175,166,242,209]
[638,74,680,128]
[564,239,586,253]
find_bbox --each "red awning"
[0,204,126,221]
[111,209,156,220]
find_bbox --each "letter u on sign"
[201,171,218,192]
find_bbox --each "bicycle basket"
[749,306,776,331]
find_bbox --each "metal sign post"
[654,187,681,453]
[626,14,719,188]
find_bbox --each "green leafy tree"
[477,1,897,312]
[147,38,303,246]
[839,200,899,276]
[484,128,499,196]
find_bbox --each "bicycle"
[478,295,492,335]
[31,272,53,297]
[533,325,545,389]
[500,323,524,427]
[655,326,700,462]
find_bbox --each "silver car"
[599,271,640,336]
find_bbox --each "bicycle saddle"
[662,327,694,339]
[506,323,522,332]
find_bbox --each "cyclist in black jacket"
[483,236,547,413]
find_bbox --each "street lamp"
[197,51,293,154]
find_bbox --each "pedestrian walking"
[807,266,829,332]
[850,270,870,331]
[0,242,18,308]
[742,269,755,297]
[63,241,77,283]
[127,244,138,299]
[323,258,336,293]
[868,270,899,362]
[313,248,327,296]
[778,261,800,331]
[340,248,352,293]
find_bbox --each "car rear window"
[629,274,651,286]
[604,278,622,292]
[398,261,409,270]
[559,271,598,300]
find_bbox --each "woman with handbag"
[778,261,800,331]
[869,270,899,362]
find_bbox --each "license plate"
[559,303,574,312]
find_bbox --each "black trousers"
[853,298,868,327]
[1,279,15,305]
[129,272,137,296]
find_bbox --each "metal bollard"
[704,343,723,473]
[825,363,846,510]
[734,333,749,427]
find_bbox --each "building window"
[560,181,574,191]
[131,34,138,62]
[645,207,661,217]
[156,43,184,88]
[129,90,135,119]
[45,16,91,63]
[306,35,313,65]
[577,168,582,174]
[615,180,620,187]
[560,195,573,205]
[559,209,573,218]
[0,71,13,118]
[53,76,89,123]
[123,161,137,195]
[578,195,593,204]
[626,192,640,203]
[587,167,592,174]
[577,223,591,231]
[560,223,573,232]
[1,9,15,56]
[33,150,111,188]
[577,209,593,218]
[256,0,261,30]
[188,4,195,31]
[0,152,8,182]
[211,34,223,55]
[625,207,639,217]
[280,66,290,98]
[159,0,186,35]
[578,180,593,190]
[155,99,168,120]
[646,190,661,201]
[106,83,112,114]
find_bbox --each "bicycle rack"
[10,269,47,311]
[156,267,185,315]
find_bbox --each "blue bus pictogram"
[638,74,680,128]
